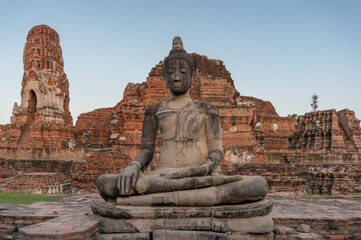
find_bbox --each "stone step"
[96,230,275,240]
[96,233,150,240]
[19,214,99,240]
[91,199,274,237]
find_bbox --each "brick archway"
[27,90,37,122]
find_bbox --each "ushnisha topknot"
[164,36,194,74]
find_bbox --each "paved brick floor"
[1,193,360,239]
[0,193,101,218]
[270,195,361,219]
[2,194,360,220]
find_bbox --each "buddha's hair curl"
[164,37,195,75]
[164,49,194,73]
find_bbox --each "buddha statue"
[96,37,268,207]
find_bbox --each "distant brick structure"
[0,25,74,148]
[73,54,360,192]
[0,26,360,194]
[75,54,296,165]
[288,109,361,163]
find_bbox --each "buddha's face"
[164,59,193,96]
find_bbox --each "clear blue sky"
[0,0,360,124]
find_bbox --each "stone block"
[96,233,150,240]
[228,232,274,240]
[152,229,229,240]
[92,216,137,234]
[92,199,274,237]
[212,214,274,233]
[128,218,212,232]
[297,224,312,233]
[274,225,294,235]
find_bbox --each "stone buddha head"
[163,37,195,96]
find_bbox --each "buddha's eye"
[167,68,174,74]
[181,68,187,74]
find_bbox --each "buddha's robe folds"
[141,99,223,176]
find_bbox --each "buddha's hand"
[117,163,140,196]
[161,166,208,180]
[161,170,190,179]
[160,169,184,179]
[162,159,216,179]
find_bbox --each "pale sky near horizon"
[0,0,360,124]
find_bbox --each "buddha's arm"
[118,105,158,195]
[164,104,223,179]
[163,150,222,179]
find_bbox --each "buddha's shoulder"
[192,100,219,113]
[144,103,161,116]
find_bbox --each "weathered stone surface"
[292,233,324,240]
[297,224,311,233]
[91,199,272,219]
[274,225,325,240]
[128,218,212,232]
[228,232,274,240]
[0,24,74,149]
[96,233,150,240]
[91,199,273,234]
[212,214,274,233]
[274,225,295,235]
[92,214,274,236]
[92,215,138,234]
[19,214,99,240]
[152,230,229,240]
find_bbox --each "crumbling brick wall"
[71,150,131,191]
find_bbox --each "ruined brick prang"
[0,25,74,148]
[75,54,295,164]
[21,24,72,125]
[288,109,361,162]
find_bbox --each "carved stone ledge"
[91,198,272,219]
[91,199,274,236]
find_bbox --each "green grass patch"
[346,198,361,203]
[0,191,63,204]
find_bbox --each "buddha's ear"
[163,68,169,88]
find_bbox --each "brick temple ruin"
[0,25,74,149]
[0,25,360,196]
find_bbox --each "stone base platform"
[91,199,274,239]
[19,214,99,240]
[2,194,359,239]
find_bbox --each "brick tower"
[4,25,74,148]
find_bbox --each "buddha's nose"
[174,73,181,82]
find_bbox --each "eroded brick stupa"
[75,54,297,164]
[75,53,360,168]
[0,25,74,148]
[0,26,359,195]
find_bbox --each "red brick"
[57,230,82,238]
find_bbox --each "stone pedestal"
[91,199,273,240]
